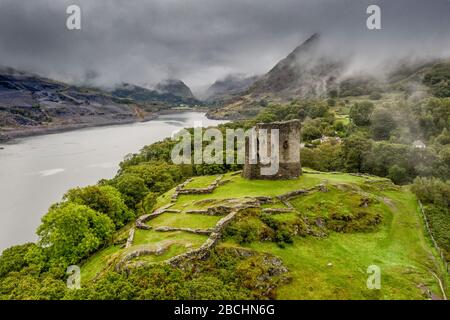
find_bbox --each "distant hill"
[156,79,196,100]
[0,69,151,141]
[204,74,259,104]
[0,70,202,141]
[110,80,201,108]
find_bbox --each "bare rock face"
[0,69,148,140]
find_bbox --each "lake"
[0,112,226,252]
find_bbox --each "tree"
[371,108,396,140]
[64,185,133,228]
[37,203,115,265]
[437,128,450,145]
[301,124,322,141]
[388,164,408,184]
[114,174,149,208]
[349,101,374,126]
[301,143,344,172]
[0,243,34,278]
[342,134,372,172]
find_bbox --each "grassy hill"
[80,170,449,299]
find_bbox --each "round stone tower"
[242,119,301,180]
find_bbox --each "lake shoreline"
[0,108,217,144]
[0,112,226,251]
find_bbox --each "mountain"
[110,80,200,107]
[207,33,450,120]
[0,68,153,141]
[204,74,259,104]
[207,33,345,119]
[247,33,343,99]
[155,79,196,100]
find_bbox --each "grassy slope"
[80,171,448,298]
[222,188,447,299]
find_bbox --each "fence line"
[418,200,449,275]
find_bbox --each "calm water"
[0,112,225,252]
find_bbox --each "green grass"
[147,213,222,229]
[185,175,219,188]
[132,244,190,263]
[133,229,207,246]
[80,245,122,283]
[221,189,448,299]
[80,170,448,299]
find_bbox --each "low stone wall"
[166,209,239,268]
[154,226,213,235]
[177,175,224,195]
[119,198,267,271]
[171,175,230,202]
[262,208,294,214]
[171,178,193,201]
[277,184,326,201]
[116,244,169,271]
[135,203,174,230]
[125,228,135,249]
[186,205,234,216]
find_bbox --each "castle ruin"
[242,119,302,180]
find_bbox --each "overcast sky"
[0,0,449,95]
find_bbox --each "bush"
[37,203,115,265]
[113,174,149,208]
[64,185,133,228]
[349,101,374,126]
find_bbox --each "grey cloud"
[0,0,449,94]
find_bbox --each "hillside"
[204,74,259,105]
[110,81,201,109]
[0,69,153,141]
[207,34,450,120]
[80,170,449,299]
[0,70,202,142]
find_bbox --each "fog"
[0,0,449,95]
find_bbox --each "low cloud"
[0,0,449,94]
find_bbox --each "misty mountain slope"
[205,74,260,104]
[111,81,201,107]
[0,69,150,141]
[207,34,450,120]
[156,79,195,99]
[207,34,347,119]
[248,33,343,98]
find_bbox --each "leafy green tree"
[388,164,408,184]
[349,101,374,126]
[301,124,322,141]
[342,134,372,172]
[64,185,133,228]
[301,143,344,172]
[37,203,115,265]
[411,177,450,208]
[371,108,397,140]
[0,243,34,278]
[436,128,450,145]
[364,142,412,179]
[114,174,149,208]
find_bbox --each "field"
[80,170,449,299]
